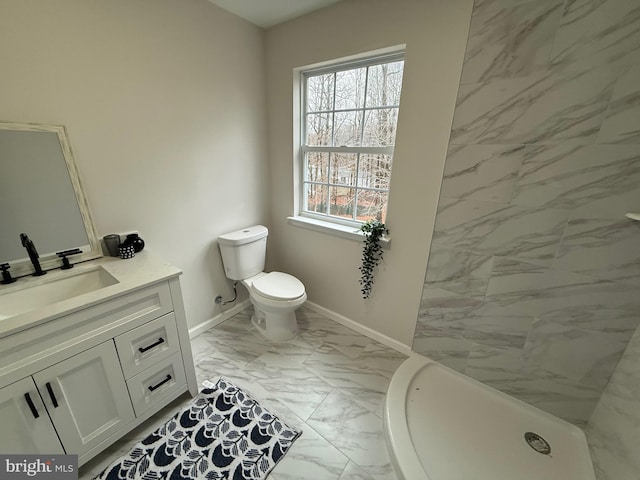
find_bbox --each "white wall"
[0,0,268,328]
[265,0,473,346]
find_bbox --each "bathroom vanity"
[0,252,198,465]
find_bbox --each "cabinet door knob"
[24,392,40,418]
[46,382,59,408]
[138,337,165,353]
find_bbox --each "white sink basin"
[0,266,119,319]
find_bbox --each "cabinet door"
[33,340,135,457]
[0,377,64,454]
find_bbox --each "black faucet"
[0,263,16,284]
[20,233,46,276]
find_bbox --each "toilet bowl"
[242,272,307,341]
[217,225,307,342]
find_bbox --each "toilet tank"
[218,225,268,280]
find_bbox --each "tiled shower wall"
[413,0,640,426]
[586,323,640,479]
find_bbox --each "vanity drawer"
[126,353,186,417]
[115,313,179,379]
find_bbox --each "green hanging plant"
[358,219,388,299]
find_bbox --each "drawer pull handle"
[148,374,172,392]
[46,382,59,408]
[24,393,39,418]
[139,337,165,353]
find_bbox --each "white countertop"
[0,251,182,339]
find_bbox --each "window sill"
[287,216,391,249]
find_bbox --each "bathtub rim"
[384,354,431,480]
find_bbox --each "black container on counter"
[122,233,145,253]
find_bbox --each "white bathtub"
[384,355,596,480]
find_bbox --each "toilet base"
[251,308,298,342]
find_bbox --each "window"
[300,52,404,226]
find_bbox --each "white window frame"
[293,49,405,235]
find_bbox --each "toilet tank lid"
[218,225,268,246]
[252,272,305,300]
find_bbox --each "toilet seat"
[251,272,305,300]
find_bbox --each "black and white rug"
[95,377,301,480]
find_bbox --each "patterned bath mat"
[95,377,301,480]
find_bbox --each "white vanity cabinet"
[33,340,136,457]
[0,377,65,454]
[0,340,136,457]
[0,254,198,465]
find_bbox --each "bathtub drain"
[524,432,551,455]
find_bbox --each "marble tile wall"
[413,0,640,430]
[586,323,640,480]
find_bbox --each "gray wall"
[265,0,473,347]
[0,0,268,329]
[414,0,640,426]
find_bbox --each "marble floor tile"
[250,366,333,421]
[78,306,403,480]
[253,342,315,368]
[356,464,397,480]
[189,335,210,357]
[269,421,350,480]
[304,346,392,415]
[197,329,272,368]
[307,389,392,472]
[357,342,408,380]
[207,307,254,338]
[338,461,374,480]
[301,324,372,359]
[194,350,259,387]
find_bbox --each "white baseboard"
[189,299,251,338]
[304,301,413,356]
[189,298,413,356]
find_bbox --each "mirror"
[0,122,100,277]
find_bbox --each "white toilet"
[218,225,307,341]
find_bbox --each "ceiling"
[208,0,343,28]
